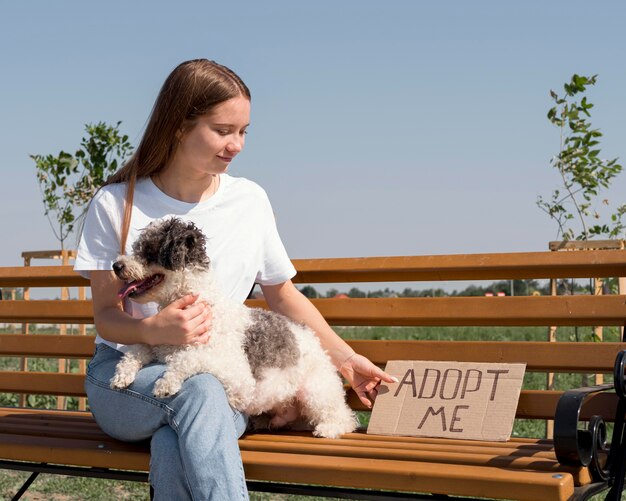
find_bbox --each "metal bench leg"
[11,471,39,501]
[605,352,626,500]
[605,417,626,501]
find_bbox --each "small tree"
[32,121,133,249]
[537,74,624,241]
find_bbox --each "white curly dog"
[109,217,356,439]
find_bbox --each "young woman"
[75,59,394,500]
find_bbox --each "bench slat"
[0,267,89,288]
[0,372,86,396]
[2,250,626,288]
[0,420,110,441]
[0,433,149,470]
[0,300,93,323]
[244,433,558,457]
[0,407,95,420]
[261,296,626,326]
[292,250,626,283]
[0,334,96,358]
[242,449,576,501]
[346,388,618,419]
[2,295,626,326]
[2,335,622,373]
[348,340,626,372]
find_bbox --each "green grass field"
[1,325,622,500]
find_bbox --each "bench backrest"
[1,249,625,421]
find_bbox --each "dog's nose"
[112,262,125,276]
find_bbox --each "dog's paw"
[312,420,355,439]
[153,377,182,398]
[312,411,358,439]
[110,371,135,389]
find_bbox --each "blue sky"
[1,1,625,292]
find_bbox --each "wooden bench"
[2,249,626,500]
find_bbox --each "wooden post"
[20,249,81,411]
[617,277,626,341]
[546,278,557,439]
[1,288,19,329]
[594,278,604,385]
[19,256,31,408]
[57,250,70,411]
[78,285,87,411]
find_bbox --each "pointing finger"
[372,366,399,384]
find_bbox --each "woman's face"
[173,96,251,176]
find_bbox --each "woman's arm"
[90,270,212,346]
[261,280,396,408]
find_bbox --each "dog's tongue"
[118,278,151,299]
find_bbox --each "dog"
[109,217,357,439]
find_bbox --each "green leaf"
[33,120,134,247]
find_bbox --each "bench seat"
[0,408,583,501]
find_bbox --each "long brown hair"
[104,59,251,253]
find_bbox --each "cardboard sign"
[367,360,526,441]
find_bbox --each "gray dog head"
[131,218,210,271]
[112,218,210,301]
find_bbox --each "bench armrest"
[554,383,613,478]
[555,350,626,487]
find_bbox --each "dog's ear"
[160,220,210,270]
[181,224,211,269]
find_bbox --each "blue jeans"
[85,343,249,501]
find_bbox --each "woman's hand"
[339,352,398,409]
[142,294,212,346]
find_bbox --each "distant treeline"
[0,278,614,302]
[299,278,615,299]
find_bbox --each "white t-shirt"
[74,174,297,352]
